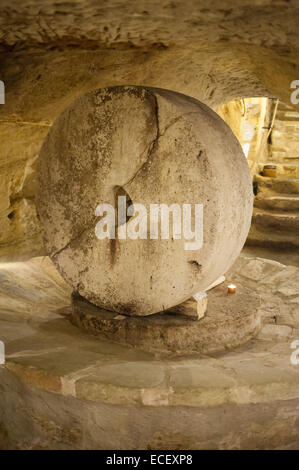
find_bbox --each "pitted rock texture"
[0,0,299,50]
[37,86,253,315]
[1,1,299,261]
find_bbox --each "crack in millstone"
[51,92,161,259]
[123,91,160,189]
[50,217,98,259]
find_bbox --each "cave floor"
[0,253,299,449]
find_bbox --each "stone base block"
[69,283,261,356]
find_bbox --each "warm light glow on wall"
[242,143,250,158]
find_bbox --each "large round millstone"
[37,86,253,316]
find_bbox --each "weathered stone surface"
[0,0,298,52]
[253,207,299,232]
[37,86,253,315]
[69,284,261,356]
[259,324,293,340]
[227,256,299,327]
[253,213,299,248]
[218,97,271,176]
[246,224,299,249]
[254,194,299,212]
[0,123,49,261]
[0,256,71,319]
[255,175,299,195]
[1,254,299,449]
[0,1,299,260]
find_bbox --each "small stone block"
[169,292,207,321]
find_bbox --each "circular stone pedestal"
[69,284,261,356]
[1,255,298,450]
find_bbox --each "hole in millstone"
[197,148,206,160]
[114,186,133,227]
[189,260,202,270]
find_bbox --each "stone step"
[274,118,299,126]
[271,140,299,153]
[252,207,299,232]
[255,174,299,194]
[258,162,299,177]
[271,150,299,162]
[272,132,299,142]
[271,126,299,141]
[271,132,299,151]
[246,224,299,249]
[254,194,299,211]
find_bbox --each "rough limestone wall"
[218,98,273,176]
[0,0,299,261]
[217,100,245,142]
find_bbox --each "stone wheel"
[37,86,253,316]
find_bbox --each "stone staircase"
[247,101,299,249]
